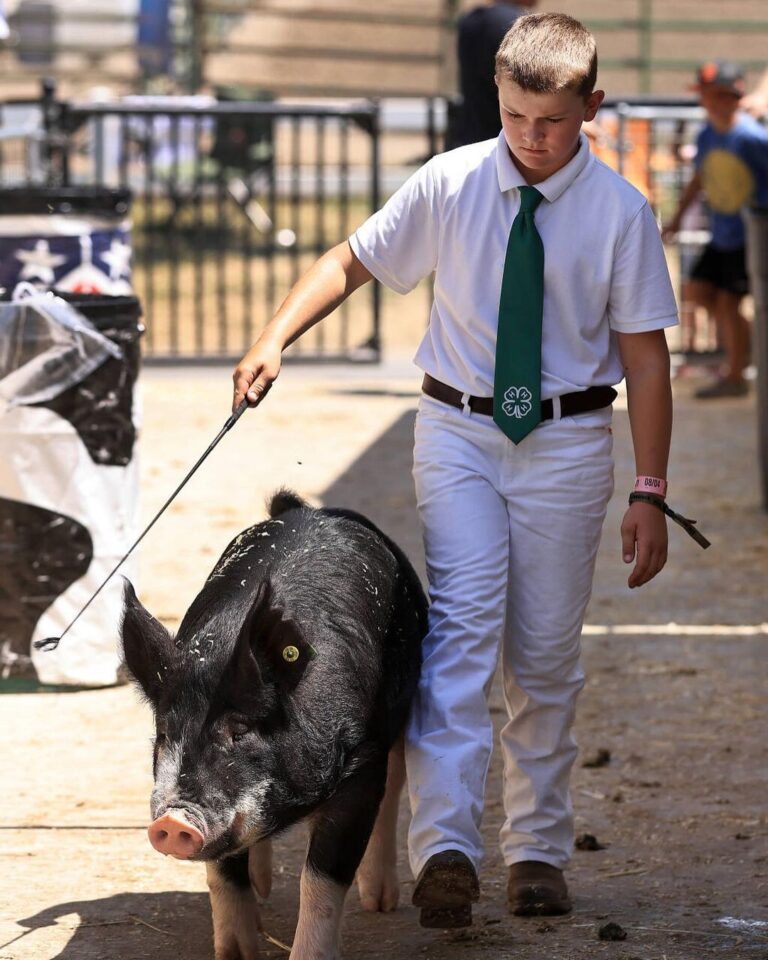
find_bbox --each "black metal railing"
[0,83,382,363]
[3,86,762,365]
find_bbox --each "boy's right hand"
[232,338,283,412]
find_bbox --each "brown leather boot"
[507,861,572,916]
[412,849,480,928]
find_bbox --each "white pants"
[406,395,614,876]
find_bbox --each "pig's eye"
[229,719,250,743]
[154,732,167,749]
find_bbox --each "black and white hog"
[120,490,426,960]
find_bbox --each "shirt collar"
[495,131,592,202]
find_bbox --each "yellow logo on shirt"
[700,149,755,214]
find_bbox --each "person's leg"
[406,399,510,880]
[715,288,749,381]
[684,277,719,353]
[688,246,724,357]
[695,248,751,397]
[685,277,717,313]
[497,420,614,905]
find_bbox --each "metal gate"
[2,83,382,363]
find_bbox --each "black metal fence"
[0,83,382,363]
[1,86,757,366]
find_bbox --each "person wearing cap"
[664,60,768,398]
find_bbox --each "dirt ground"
[2,348,767,960]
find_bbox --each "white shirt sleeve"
[607,201,679,333]
[349,159,440,295]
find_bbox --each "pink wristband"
[634,475,667,497]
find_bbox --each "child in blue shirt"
[665,60,768,398]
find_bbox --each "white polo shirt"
[349,132,679,402]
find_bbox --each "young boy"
[664,60,768,398]
[232,13,677,925]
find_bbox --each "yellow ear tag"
[282,645,300,663]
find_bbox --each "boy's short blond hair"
[495,13,598,98]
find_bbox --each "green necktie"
[493,185,544,444]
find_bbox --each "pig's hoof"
[356,857,400,912]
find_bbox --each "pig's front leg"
[291,756,387,960]
[356,739,405,912]
[207,853,263,960]
[249,838,273,899]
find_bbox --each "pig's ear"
[254,608,312,694]
[120,579,174,703]
[229,586,311,709]
[242,587,312,693]
[224,588,269,711]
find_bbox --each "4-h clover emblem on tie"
[501,385,533,420]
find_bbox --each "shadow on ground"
[10,888,316,960]
[321,409,424,583]
[11,892,212,960]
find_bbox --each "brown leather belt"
[422,374,617,421]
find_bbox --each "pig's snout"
[148,810,204,859]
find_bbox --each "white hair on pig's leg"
[356,737,405,912]
[206,861,263,960]
[289,867,347,960]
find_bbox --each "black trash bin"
[0,291,143,686]
[0,187,132,297]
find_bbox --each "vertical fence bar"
[215,134,227,354]
[143,114,156,353]
[94,115,105,184]
[290,114,302,355]
[193,112,205,355]
[241,129,254,353]
[58,102,70,187]
[369,101,381,358]
[40,78,58,185]
[266,114,277,326]
[117,114,128,189]
[169,114,181,355]
[314,115,326,354]
[291,113,301,285]
[339,115,350,349]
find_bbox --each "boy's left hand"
[620,500,668,588]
